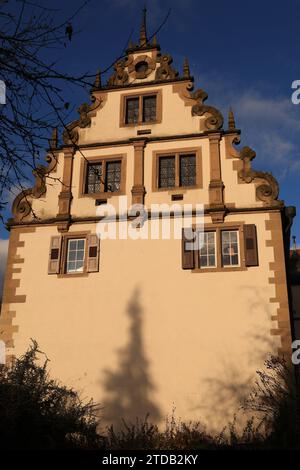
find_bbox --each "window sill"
[79,191,125,199]
[191,266,247,273]
[57,272,89,278]
[122,120,160,127]
[153,185,202,193]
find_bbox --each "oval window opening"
[135,61,148,74]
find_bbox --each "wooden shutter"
[182,228,195,269]
[244,224,258,266]
[86,234,100,272]
[48,236,62,274]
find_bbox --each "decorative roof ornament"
[140,7,147,46]
[49,128,58,150]
[128,39,135,49]
[94,69,101,89]
[155,54,178,81]
[238,146,281,205]
[107,60,129,86]
[191,88,223,130]
[293,235,297,251]
[77,103,92,128]
[183,57,190,78]
[152,35,157,46]
[228,107,236,130]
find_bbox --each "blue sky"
[1,0,300,287]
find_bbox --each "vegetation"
[0,341,104,450]
[0,342,299,450]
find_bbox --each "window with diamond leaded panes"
[86,163,102,194]
[66,238,85,273]
[180,154,196,187]
[158,156,175,188]
[143,95,157,122]
[125,97,139,124]
[156,151,200,190]
[221,230,239,267]
[199,231,216,268]
[85,158,123,195]
[105,160,121,192]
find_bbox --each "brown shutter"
[86,234,100,272]
[244,224,258,266]
[48,236,62,274]
[182,228,195,269]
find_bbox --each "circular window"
[135,61,149,74]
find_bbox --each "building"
[289,238,300,340]
[0,13,296,431]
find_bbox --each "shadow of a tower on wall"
[101,288,161,429]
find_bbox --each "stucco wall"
[8,211,281,431]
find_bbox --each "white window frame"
[66,238,86,274]
[221,230,240,268]
[199,231,217,269]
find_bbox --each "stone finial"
[228,107,236,130]
[94,69,101,89]
[293,236,297,251]
[183,57,190,78]
[152,34,157,46]
[49,127,58,149]
[140,7,147,46]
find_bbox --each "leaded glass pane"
[221,231,240,267]
[66,238,85,273]
[158,156,175,188]
[86,163,102,194]
[180,154,196,187]
[143,95,157,122]
[126,97,139,124]
[199,231,216,268]
[105,160,121,192]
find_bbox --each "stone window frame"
[152,147,203,193]
[79,154,127,199]
[127,54,156,80]
[120,89,162,127]
[191,222,247,273]
[58,231,90,278]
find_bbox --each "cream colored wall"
[79,83,203,144]
[11,211,279,432]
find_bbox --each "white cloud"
[0,239,8,299]
[234,92,300,133]
[192,68,300,178]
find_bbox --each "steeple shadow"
[101,288,161,429]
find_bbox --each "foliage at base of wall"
[0,342,299,450]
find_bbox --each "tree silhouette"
[102,289,161,429]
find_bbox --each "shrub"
[242,355,300,449]
[0,340,104,450]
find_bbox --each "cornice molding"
[6,205,284,230]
